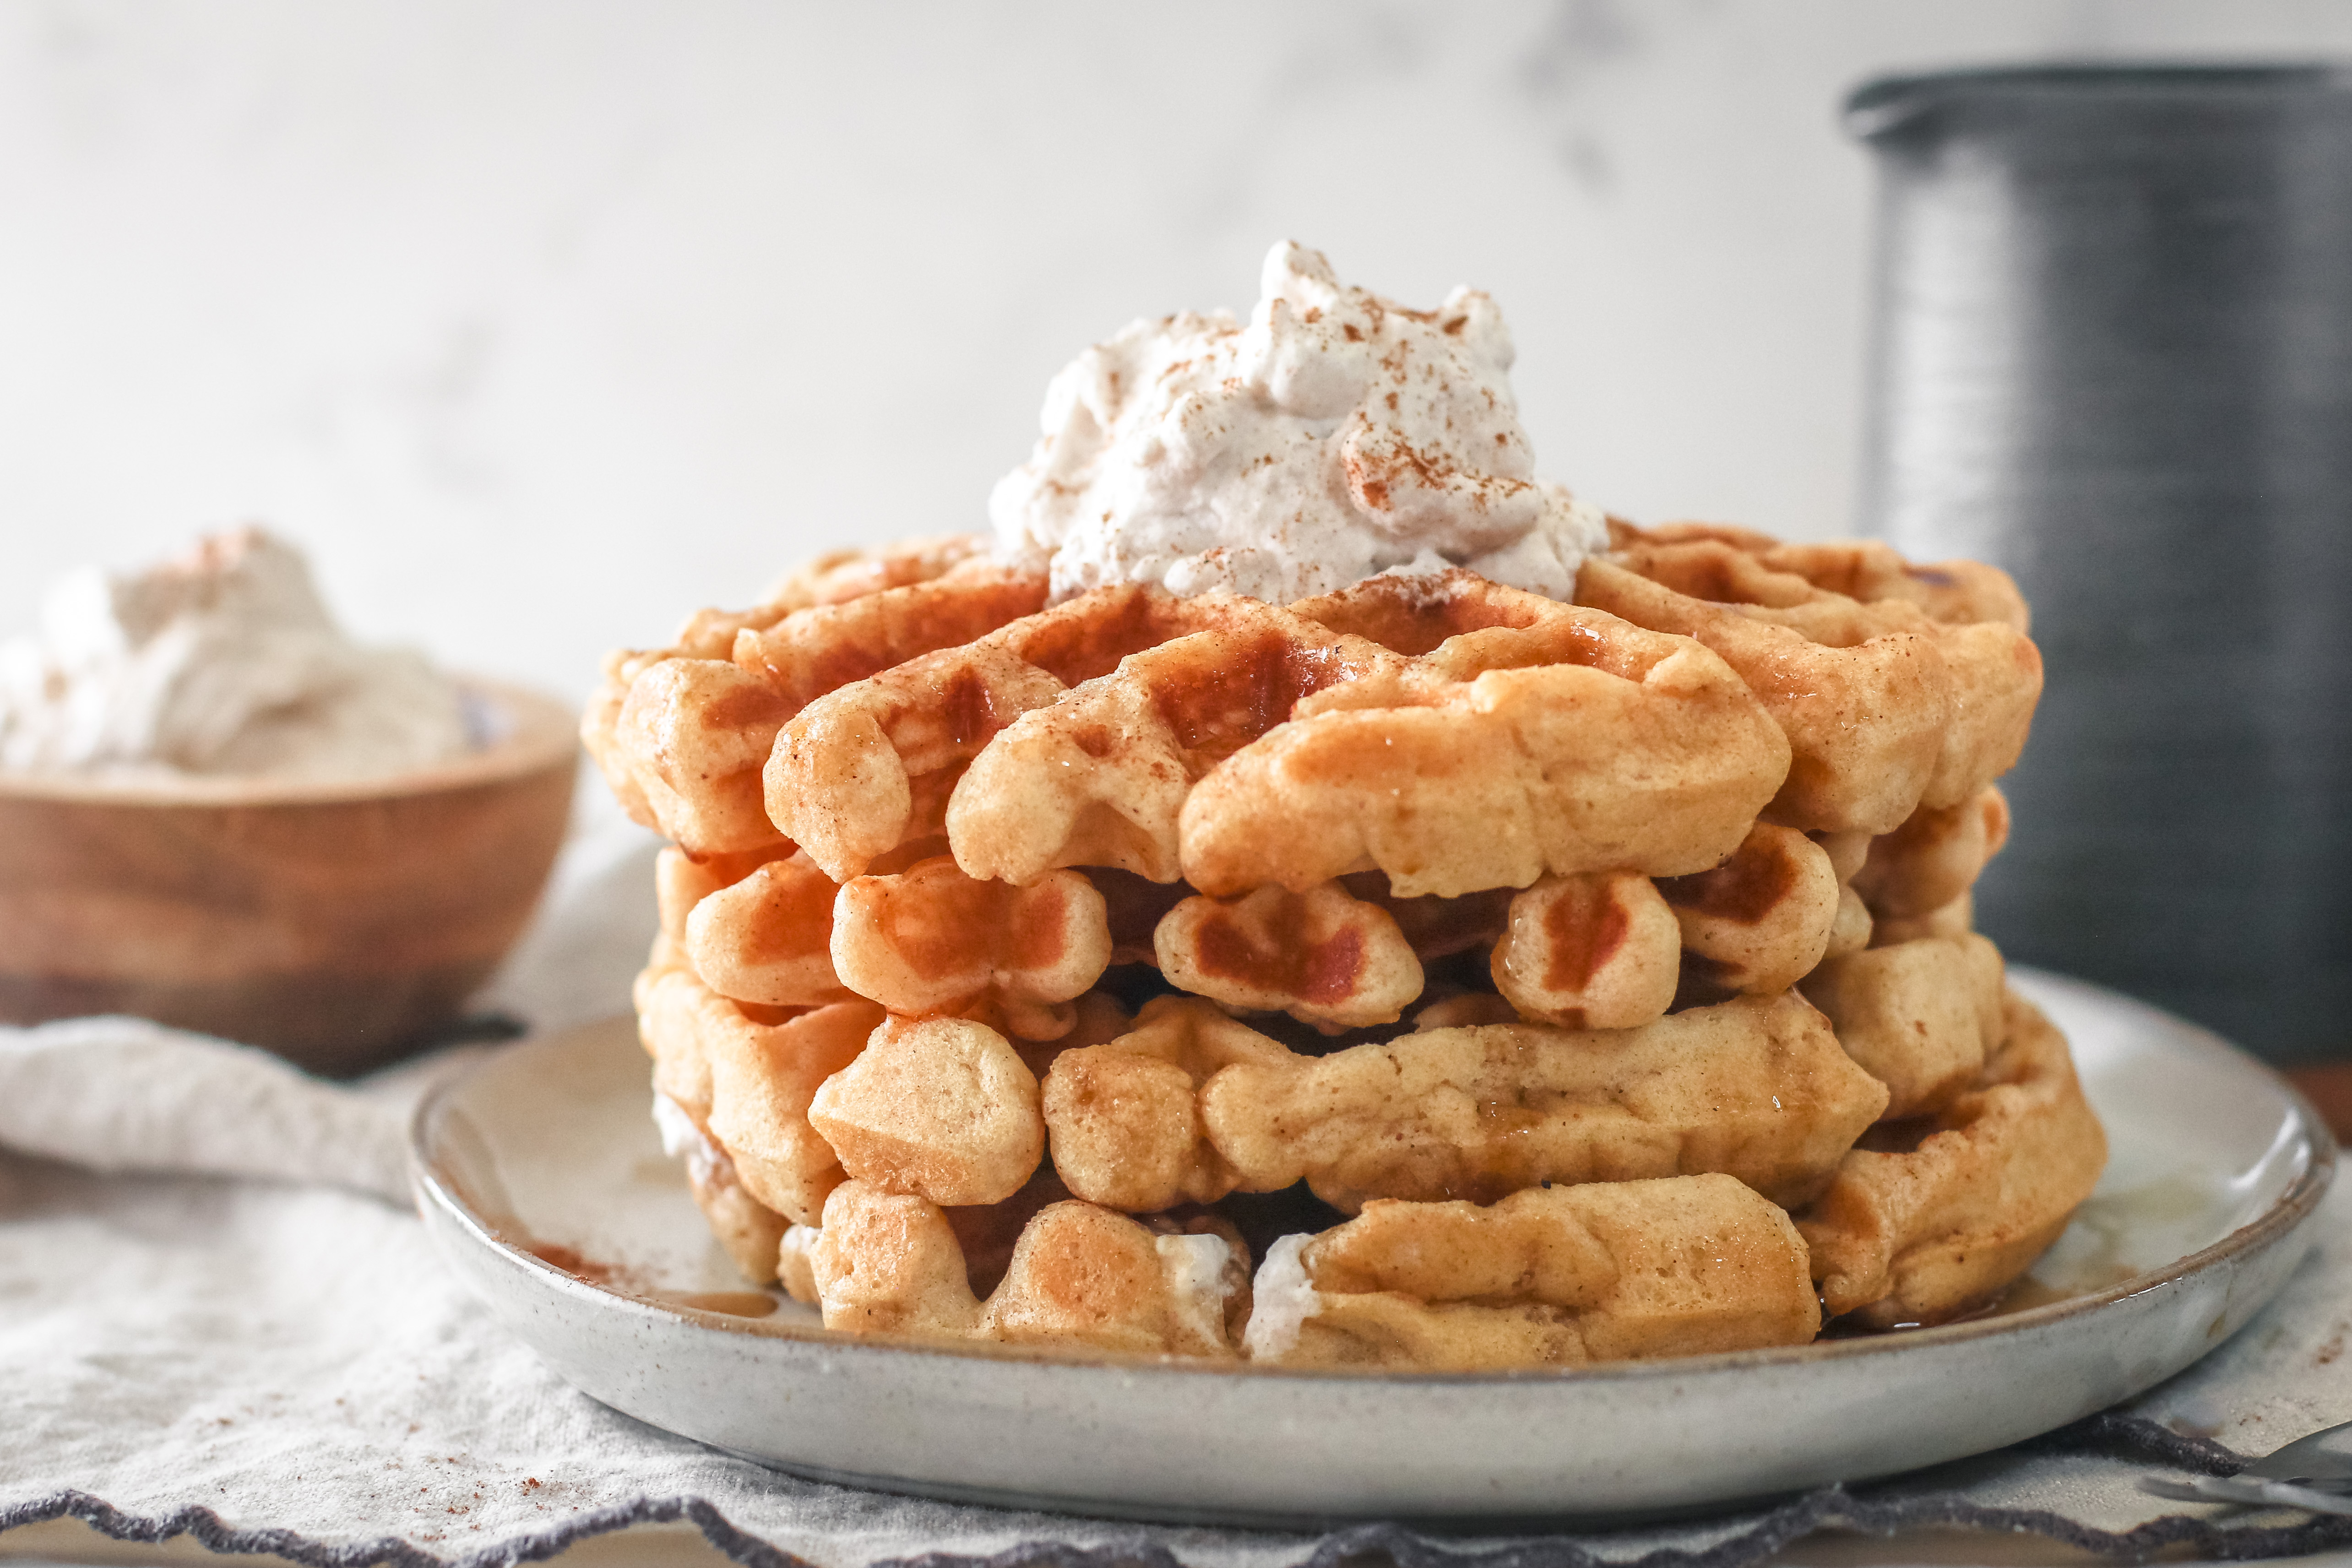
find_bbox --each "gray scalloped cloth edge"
[10,1416,2352,1568]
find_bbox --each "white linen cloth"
[5,797,2352,1568]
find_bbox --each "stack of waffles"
[583,521,2106,1371]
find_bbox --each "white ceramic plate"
[412,969,2333,1527]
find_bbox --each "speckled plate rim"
[413,970,2335,1385]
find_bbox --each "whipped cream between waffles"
[990,241,1608,604]
[0,528,470,782]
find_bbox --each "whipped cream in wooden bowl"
[0,529,576,1074]
[0,527,473,784]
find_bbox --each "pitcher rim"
[1847,61,2352,141]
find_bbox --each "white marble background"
[4,0,2349,703]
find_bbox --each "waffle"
[806,1013,1044,1206]
[637,959,882,1229]
[1799,989,2107,1327]
[769,584,1264,882]
[1488,871,1680,1028]
[1168,575,1795,898]
[1243,1174,1820,1370]
[1041,997,1292,1212]
[1657,823,1843,995]
[804,1179,1248,1357]
[767,570,1790,896]
[828,856,1110,1040]
[1578,522,2042,836]
[1154,881,1426,1031]
[1800,933,2005,1119]
[584,539,1046,857]
[1192,990,1889,1213]
[598,519,2102,1364]
[1851,787,2011,920]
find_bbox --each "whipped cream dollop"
[1239,1232,1321,1361]
[652,1092,731,1189]
[1154,1230,1241,1349]
[0,528,472,782]
[990,241,1608,604]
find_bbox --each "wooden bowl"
[0,680,578,1076]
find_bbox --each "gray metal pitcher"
[1848,65,2352,1064]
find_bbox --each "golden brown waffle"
[1193,990,1889,1212]
[768,570,1788,895]
[806,1013,1044,1207]
[1172,575,1793,898]
[807,1180,1248,1357]
[1852,787,2011,920]
[1798,989,2107,1327]
[829,856,1110,1040]
[1245,1175,1820,1370]
[1801,933,2005,1118]
[638,961,882,1227]
[1153,882,1426,1031]
[767,585,1269,881]
[681,851,853,1008]
[598,522,2097,1367]
[1487,872,1681,1028]
[1657,823,1843,995]
[1578,522,2042,836]
[1041,997,1301,1213]
[1029,988,1893,1217]
[584,538,1047,857]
